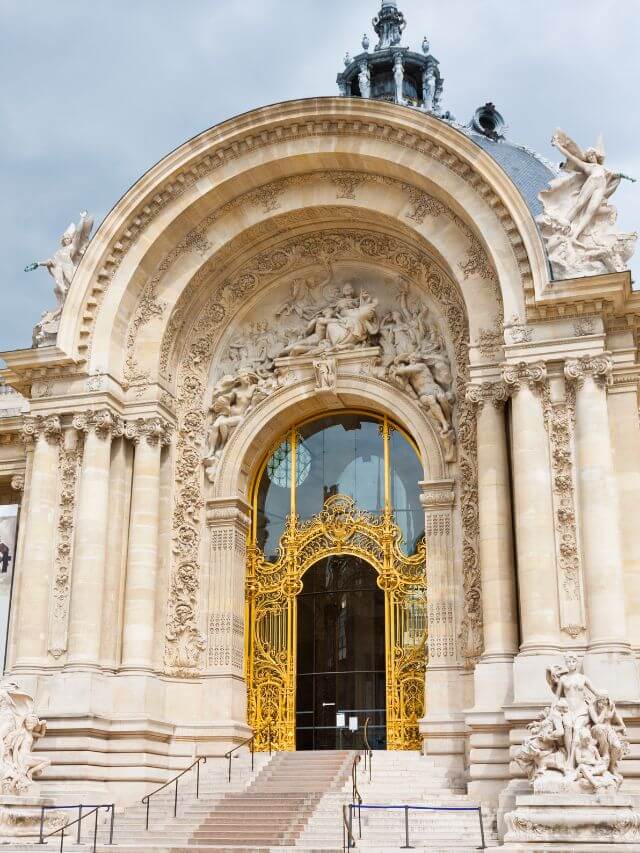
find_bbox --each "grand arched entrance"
[246,412,428,751]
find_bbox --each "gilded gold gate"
[246,418,428,751]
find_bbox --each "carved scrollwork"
[465,380,509,410]
[21,415,62,447]
[124,416,173,446]
[72,409,123,440]
[502,361,547,392]
[564,354,613,388]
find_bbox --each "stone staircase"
[15,749,499,851]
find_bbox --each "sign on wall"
[0,506,18,673]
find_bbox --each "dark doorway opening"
[296,554,386,750]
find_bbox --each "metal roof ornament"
[372,0,406,51]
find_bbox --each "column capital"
[419,479,455,510]
[10,474,24,492]
[125,416,172,447]
[502,360,547,393]
[72,408,124,440]
[465,380,510,410]
[21,414,62,447]
[564,354,613,388]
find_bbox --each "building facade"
[1,0,639,817]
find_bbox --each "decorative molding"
[10,475,24,493]
[124,416,172,447]
[166,226,483,673]
[564,354,613,388]
[21,415,62,447]
[505,313,534,344]
[72,409,123,440]
[48,431,82,659]
[465,380,509,411]
[476,320,504,358]
[573,316,596,337]
[541,383,585,635]
[502,361,547,393]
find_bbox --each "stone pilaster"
[121,417,172,672]
[418,480,464,774]
[13,416,62,668]
[565,355,637,694]
[67,410,123,667]
[206,498,250,675]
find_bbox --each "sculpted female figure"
[589,690,628,781]
[547,654,598,769]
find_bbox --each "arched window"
[254,412,424,560]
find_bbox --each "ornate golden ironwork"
[246,489,428,751]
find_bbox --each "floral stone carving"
[514,654,629,794]
[537,129,636,279]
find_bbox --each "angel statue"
[537,130,636,279]
[26,211,94,310]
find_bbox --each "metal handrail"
[362,717,372,781]
[38,803,115,846]
[141,755,207,830]
[342,803,356,850]
[224,725,272,783]
[41,804,114,853]
[342,802,486,852]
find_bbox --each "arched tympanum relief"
[164,225,484,678]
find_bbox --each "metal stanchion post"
[401,805,413,849]
[477,806,486,850]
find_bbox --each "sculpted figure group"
[204,272,457,478]
[537,130,636,279]
[515,654,629,793]
[0,681,49,794]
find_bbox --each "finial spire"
[372,0,406,51]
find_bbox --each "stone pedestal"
[0,796,66,844]
[503,794,640,848]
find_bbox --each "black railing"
[342,802,486,851]
[224,726,272,783]
[362,717,372,782]
[141,755,207,830]
[40,804,115,853]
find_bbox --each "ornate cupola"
[337,0,444,114]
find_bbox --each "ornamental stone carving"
[537,129,636,279]
[72,409,124,440]
[20,415,62,447]
[313,355,337,392]
[124,417,172,446]
[514,654,629,793]
[564,354,613,388]
[465,380,509,410]
[0,681,49,794]
[502,361,547,392]
[10,476,24,493]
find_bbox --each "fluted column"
[67,410,122,667]
[121,417,172,671]
[466,382,518,660]
[503,362,559,653]
[13,416,62,667]
[565,356,629,652]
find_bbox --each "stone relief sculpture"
[204,273,457,478]
[514,654,629,793]
[0,681,49,794]
[26,211,94,347]
[537,130,636,279]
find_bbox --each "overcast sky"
[1,0,638,355]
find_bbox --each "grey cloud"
[1,0,638,354]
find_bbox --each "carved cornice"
[502,361,547,393]
[465,381,509,410]
[21,415,62,447]
[206,498,252,531]
[10,474,24,492]
[564,354,613,388]
[72,409,124,440]
[124,416,173,447]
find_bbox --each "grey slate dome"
[337,2,556,221]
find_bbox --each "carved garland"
[165,227,483,675]
[79,116,531,362]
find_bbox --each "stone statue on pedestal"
[514,654,629,793]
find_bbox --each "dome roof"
[338,3,556,222]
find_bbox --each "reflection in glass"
[390,428,424,554]
[296,555,386,750]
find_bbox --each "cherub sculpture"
[537,130,636,278]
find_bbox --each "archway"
[246,412,428,751]
[296,554,385,751]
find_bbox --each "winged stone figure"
[537,130,636,278]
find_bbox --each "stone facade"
[0,92,639,848]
